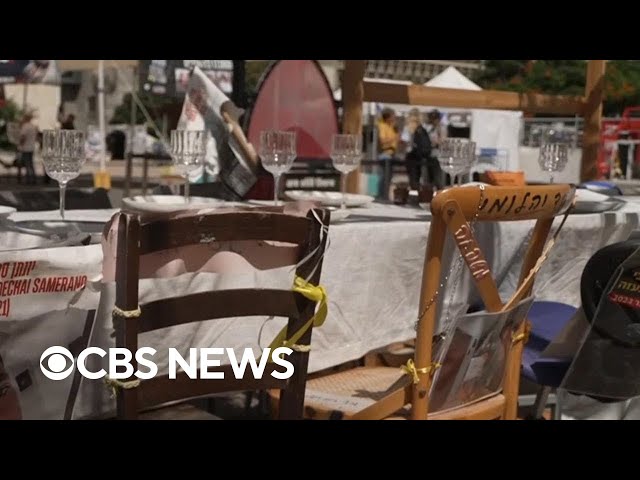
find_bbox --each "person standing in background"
[58,112,76,185]
[376,108,399,198]
[61,114,75,130]
[404,109,432,190]
[57,105,65,126]
[426,109,446,188]
[377,107,399,159]
[18,113,37,185]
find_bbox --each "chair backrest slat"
[139,212,311,255]
[429,184,575,222]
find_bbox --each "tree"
[245,61,271,102]
[476,60,640,116]
[602,60,640,115]
[475,60,530,91]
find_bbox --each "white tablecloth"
[2,201,640,419]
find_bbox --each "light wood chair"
[272,184,576,420]
[111,208,329,420]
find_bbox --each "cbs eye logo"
[40,346,75,380]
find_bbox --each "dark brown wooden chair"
[271,184,576,420]
[111,208,330,420]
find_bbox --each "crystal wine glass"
[41,129,86,219]
[538,143,569,183]
[438,138,476,186]
[258,130,297,206]
[170,130,207,203]
[331,134,363,209]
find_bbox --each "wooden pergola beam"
[363,81,586,115]
[581,60,606,182]
[57,60,139,71]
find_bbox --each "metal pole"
[628,141,634,180]
[125,68,137,197]
[22,83,28,112]
[98,60,107,173]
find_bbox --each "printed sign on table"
[0,245,103,419]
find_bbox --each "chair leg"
[553,389,563,420]
[533,386,552,419]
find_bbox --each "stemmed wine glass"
[258,130,297,206]
[41,130,86,219]
[170,130,207,203]
[331,134,363,209]
[538,143,569,183]
[438,138,476,186]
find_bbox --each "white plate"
[0,206,16,218]
[285,190,374,208]
[247,200,277,206]
[573,199,625,214]
[122,195,235,213]
[576,189,610,202]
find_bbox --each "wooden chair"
[111,208,330,420]
[271,184,576,420]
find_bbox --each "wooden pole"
[125,66,138,198]
[342,60,366,194]
[581,60,606,182]
[363,81,585,115]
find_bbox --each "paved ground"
[0,151,174,209]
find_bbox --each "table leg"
[63,310,97,420]
[142,157,149,196]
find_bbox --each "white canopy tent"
[425,65,482,90]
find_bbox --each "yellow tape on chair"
[266,276,328,361]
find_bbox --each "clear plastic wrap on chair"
[561,246,640,401]
[429,297,535,413]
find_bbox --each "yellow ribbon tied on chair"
[266,276,328,360]
[401,359,441,385]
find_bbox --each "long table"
[1,200,639,419]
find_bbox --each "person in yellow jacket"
[373,108,399,198]
[377,108,399,158]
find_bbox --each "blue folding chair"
[579,181,623,196]
[521,301,577,418]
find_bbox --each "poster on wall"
[140,60,233,97]
[177,60,233,95]
[140,60,169,95]
[0,60,60,84]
